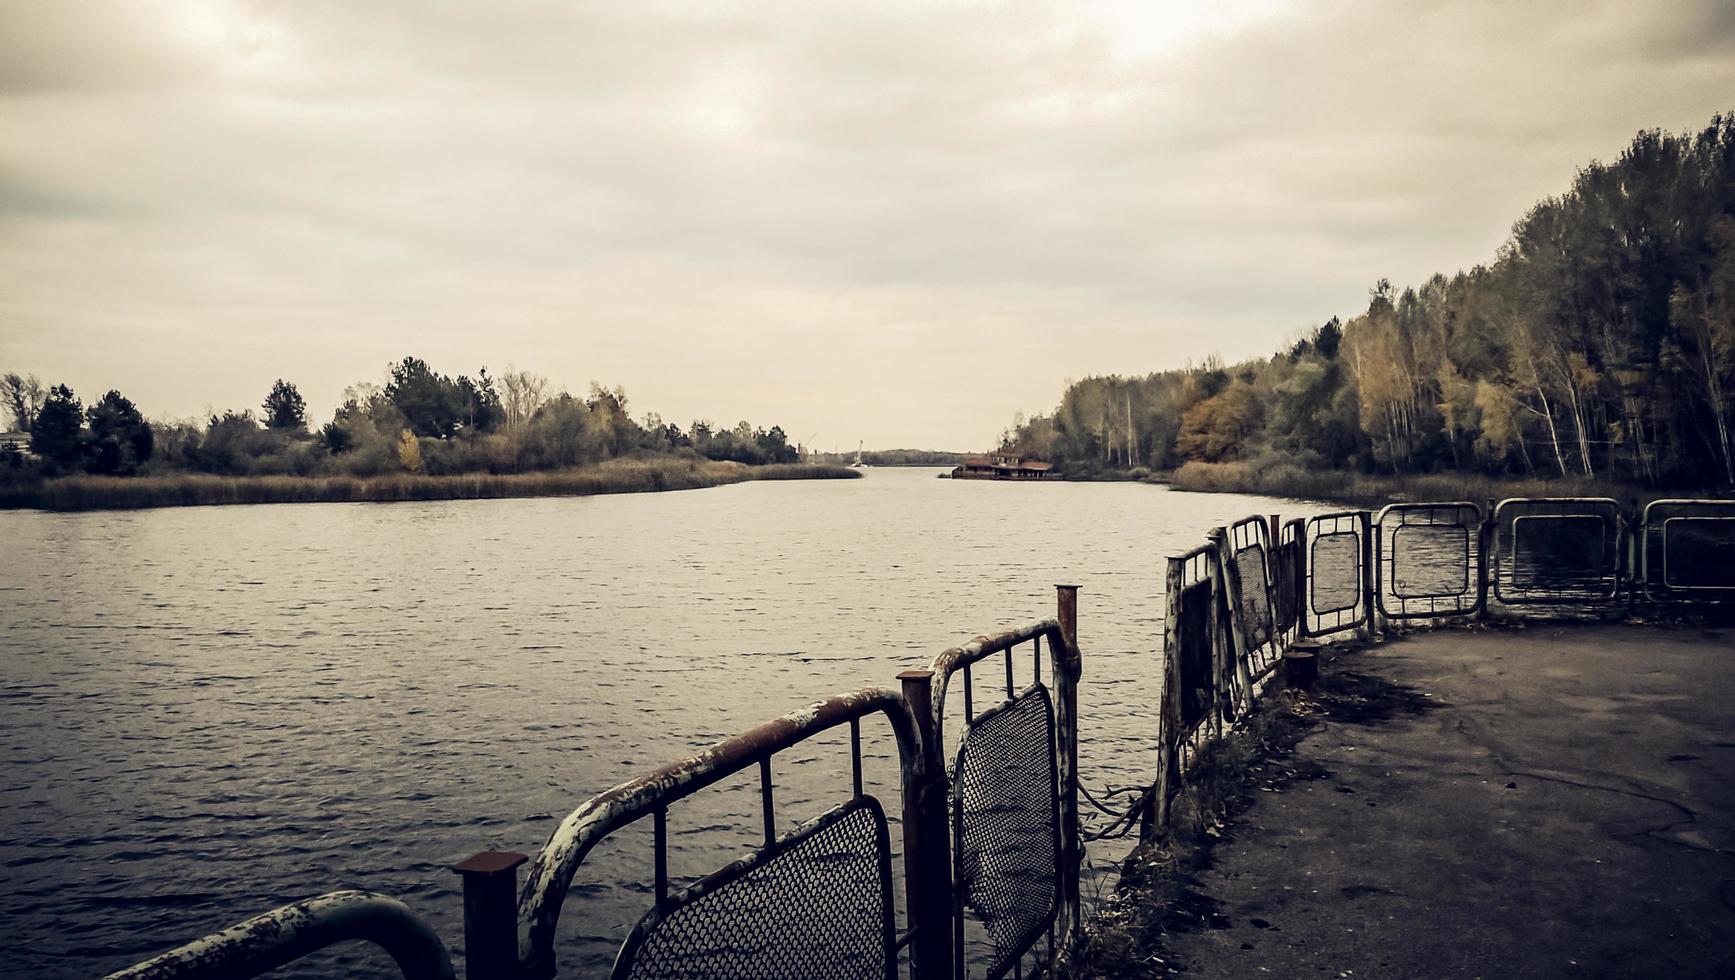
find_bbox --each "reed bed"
[0,459,862,512]
[1168,460,1679,507]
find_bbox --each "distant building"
[950,452,1055,480]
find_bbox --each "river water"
[0,468,1328,977]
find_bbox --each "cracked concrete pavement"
[1161,623,1735,979]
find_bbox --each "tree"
[1,372,44,432]
[1314,317,1343,360]
[499,368,550,433]
[1669,215,1735,486]
[85,390,154,474]
[30,384,84,468]
[396,428,422,472]
[262,379,307,431]
[455,370,503,433]
[320,419,355,454]
[1175,383,1262,462]
[385,356,460,438]
[196,410,269,474]
[755,425,798,464]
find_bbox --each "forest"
[0,357,805,481]
[1004,116,1735,492]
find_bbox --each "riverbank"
[0,459,861,511]
[1165,460,1698,507]
[1080,624,1735,978]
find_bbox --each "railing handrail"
[105,891,453,980]
[927,619,1064,750]
[1167,541,1216,564]
[514,686,924,977]
[1494,495,1622,506]
[1374,499,1481,523]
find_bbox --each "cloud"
[0,0,1731,448]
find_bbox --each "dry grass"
[1069,692,1321,979]
[1170,460,1671,507]
[742,463,862,481]
[0,459,862,511]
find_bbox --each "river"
[0,468,1329,977]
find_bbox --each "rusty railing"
[1149,496,1735,835]
[104,891,453,980]
[925,586,1082,979]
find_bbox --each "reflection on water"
[0,470,1326,977]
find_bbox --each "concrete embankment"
[1147,623,1735,978]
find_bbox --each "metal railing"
[108,592,1083,980]
[924,590,1082,980]
[496,687,932,980]
[1491,498,1624,605]
[1151,495,1735,835]
[1374,501,1484,620]
[105,891,453,980]
[1641,500,1735,601]
[1299,510,1371,638]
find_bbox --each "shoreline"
[1059,460,1714,507]
[0,459,861,512]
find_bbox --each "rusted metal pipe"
[454,851,526,980]
[899,668,953,980]
[1154,557,1186,837]
[106,891,453,980]
[928,619,1061,750]
[1053,584,1084,957]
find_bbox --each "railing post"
[1154,558,1185,837]
[453,851,527,980]
[897,669,953,980]
[1053,584,1084,960]
[1359,511,1378,640]
[1476,497,1495,620]
[1209,528,1256,716]
[1626,496,1642,612]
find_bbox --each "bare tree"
[498,367,550,433]
[1,372,44,432]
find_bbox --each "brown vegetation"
[1168,460,1665,507]
[0,459,859,512]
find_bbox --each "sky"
[2,1,1733,450]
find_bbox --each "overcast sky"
[2,1,1732,449]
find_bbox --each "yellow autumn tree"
[396,428,422,473]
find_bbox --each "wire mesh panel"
[1175,578,1216,733]
[1642,500,1735,601]
[1227,517,1279,680]
[1273,520,1302,637]
[1375,503,1483,620]
[953,685,1059,980]
[1492,498,1622,605]
[1303,511,1367,637]
[616,797,896,980]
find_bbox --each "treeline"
[0,357,802,481]
[1005,115,1735,489]
[807,449,972,466]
